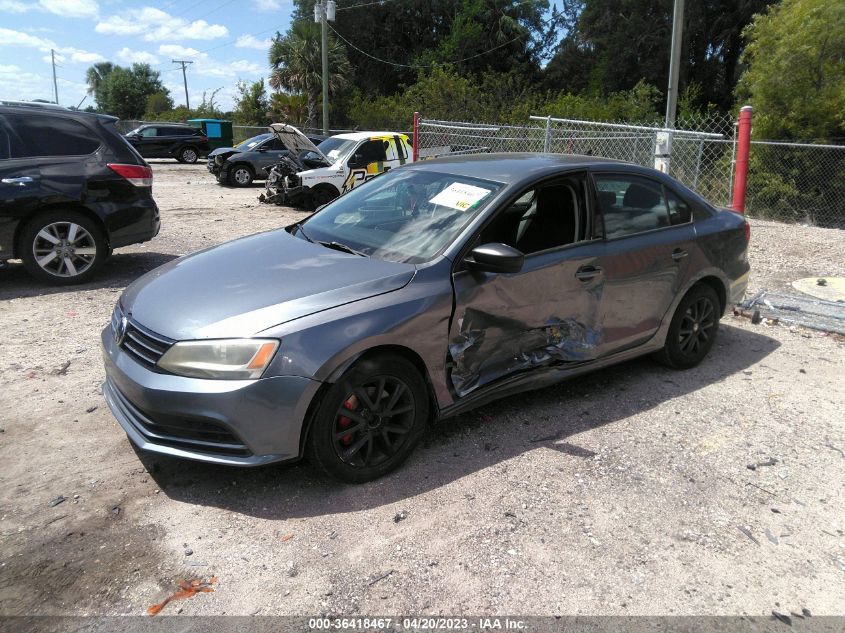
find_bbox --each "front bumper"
[101,326,321,466]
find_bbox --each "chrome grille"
[111,304,173,370]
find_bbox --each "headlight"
[157,339,279,380]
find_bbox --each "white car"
[261,125,414,208]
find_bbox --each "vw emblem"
[114,316,128,346]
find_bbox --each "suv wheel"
[178,146,199,164]
[308,355,429,483]
[228,165,254,187]
[20,210,106,285]
[311,184,339,209]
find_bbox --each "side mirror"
[465,243,524,274]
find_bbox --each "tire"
[311,184,339,209]
[19,210,107,285]
[308,355,429,483]
[178,146,199,164]
[228,164,254,187]
[655,284,721,369]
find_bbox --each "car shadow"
[140,323,781,519]
[0,251,179,300]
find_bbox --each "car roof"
[0,103,117,122]
[332,131,408,141]
[404,152,647,183]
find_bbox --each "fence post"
[543,115,552,153]
[731,105,752,213]
[412,111,420,162]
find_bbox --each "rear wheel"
[310,184,339,209]
[19,210,106,285]
[655,284,721,369]
[228,164,254,187]
[178,146,199,164]
[308,355,429,483]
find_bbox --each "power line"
[327,23,530,68]
[336,0,402,12]
[172,60,194,108]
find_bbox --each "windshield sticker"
[428,183,491,211]
[327,149,342,158]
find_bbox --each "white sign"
[428,182,491,211]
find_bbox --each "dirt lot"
[1,161,843,618]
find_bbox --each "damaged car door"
[448,173,605,396]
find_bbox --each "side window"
[4,113,100,157]
[479,176,587,255]
[265,137,286,151]
[140,127,158,137]
[354,140,388,164]
[666,188,692,225]
[594,175,670,238]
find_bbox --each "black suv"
[0,102,161,285]
[124,124,210,164]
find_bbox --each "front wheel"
[19,210,107,285]
[655,284,721,369]
[228,165,254,187]
[308,355,429,483]
[310,185,339,209]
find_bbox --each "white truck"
[259,124,414,208]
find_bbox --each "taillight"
[108,163,152,187]
[199,135,208,142]
[743,219,751,243]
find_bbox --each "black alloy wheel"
[656,284,721,369]
[308,355,428,482]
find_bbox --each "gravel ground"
[0,161,843,618]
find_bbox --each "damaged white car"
[259,125,414,208]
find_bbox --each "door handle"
[575,265,603,281]
[1,176,34,186]
[671,249,688,261]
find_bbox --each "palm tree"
[85,62,115,96]
[268,22,351,129]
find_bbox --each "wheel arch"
[694,275,727,316]
[14,202,109,258]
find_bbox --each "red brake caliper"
[338,395,358,445]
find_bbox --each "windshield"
[317,137,357,162]
[236,133,271,150]
[300,169,503,264]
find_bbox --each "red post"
[731,105,752,213]
[412,111,419,162]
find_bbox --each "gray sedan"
[102,154,750,482]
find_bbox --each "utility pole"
[664,0,685,128]
[314,0,336,135]
[51,49,59,105]
[172,59,194,110]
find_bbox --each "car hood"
[120,230,416,340]
[208,146,240,157]
[269,123,328,162]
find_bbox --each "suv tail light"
[199,135,208,142]
[743,219,751,243]
[108,163,152,187]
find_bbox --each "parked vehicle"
[102,154,749,482]
[207,129,327,187]
[261,125,414,208]
[124,124,211,164]
[0,102,160,285]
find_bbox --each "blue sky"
[0,0,298,111]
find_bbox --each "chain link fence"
[416,113,845,228]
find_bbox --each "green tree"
[143,91,174,119]
[232,78,270,126]
[89,63,169,119]
[737,0,845,139]
[85,61,115,103]
[268,21,351,129]
[269,92,309,126]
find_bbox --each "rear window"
[4,113,101,158]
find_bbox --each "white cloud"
[38,0,98,18]
[96,7,228,41]
[0,28,103,64]
[116,47,160,64]
[254,0,285,11]
[0,0,98,17]
[236,34,271,50]
[0,0,31,13]
[157,44,206,60]
[196,59,263,79]
[0,64,22,73]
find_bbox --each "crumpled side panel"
[448,307,601,396]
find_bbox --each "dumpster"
[187,118,233,151]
